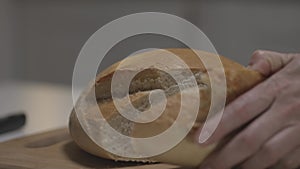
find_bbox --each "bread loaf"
[69,48,263,167]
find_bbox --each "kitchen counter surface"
[0,81,75,142]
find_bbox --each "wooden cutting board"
[0,128,191,169]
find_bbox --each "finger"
[241,125,300,169]
[199,107,284,169]
[248,50,293,76]
[272,146,300,169]
[198,79,276,145]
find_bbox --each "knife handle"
[0,113,26,134]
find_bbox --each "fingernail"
[248,60,270,76]
[248,63,258,70]
[247,61,259,69]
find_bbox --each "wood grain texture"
[0,128,189,169]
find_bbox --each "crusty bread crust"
[69,48,264,167]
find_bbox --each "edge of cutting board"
[0,128,190,169]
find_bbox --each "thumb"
[248,50,294,76]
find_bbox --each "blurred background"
[0,0,300,141]
[1,0,300,84]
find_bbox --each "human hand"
[196,50,300,169]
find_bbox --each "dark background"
[1,0,300,85]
